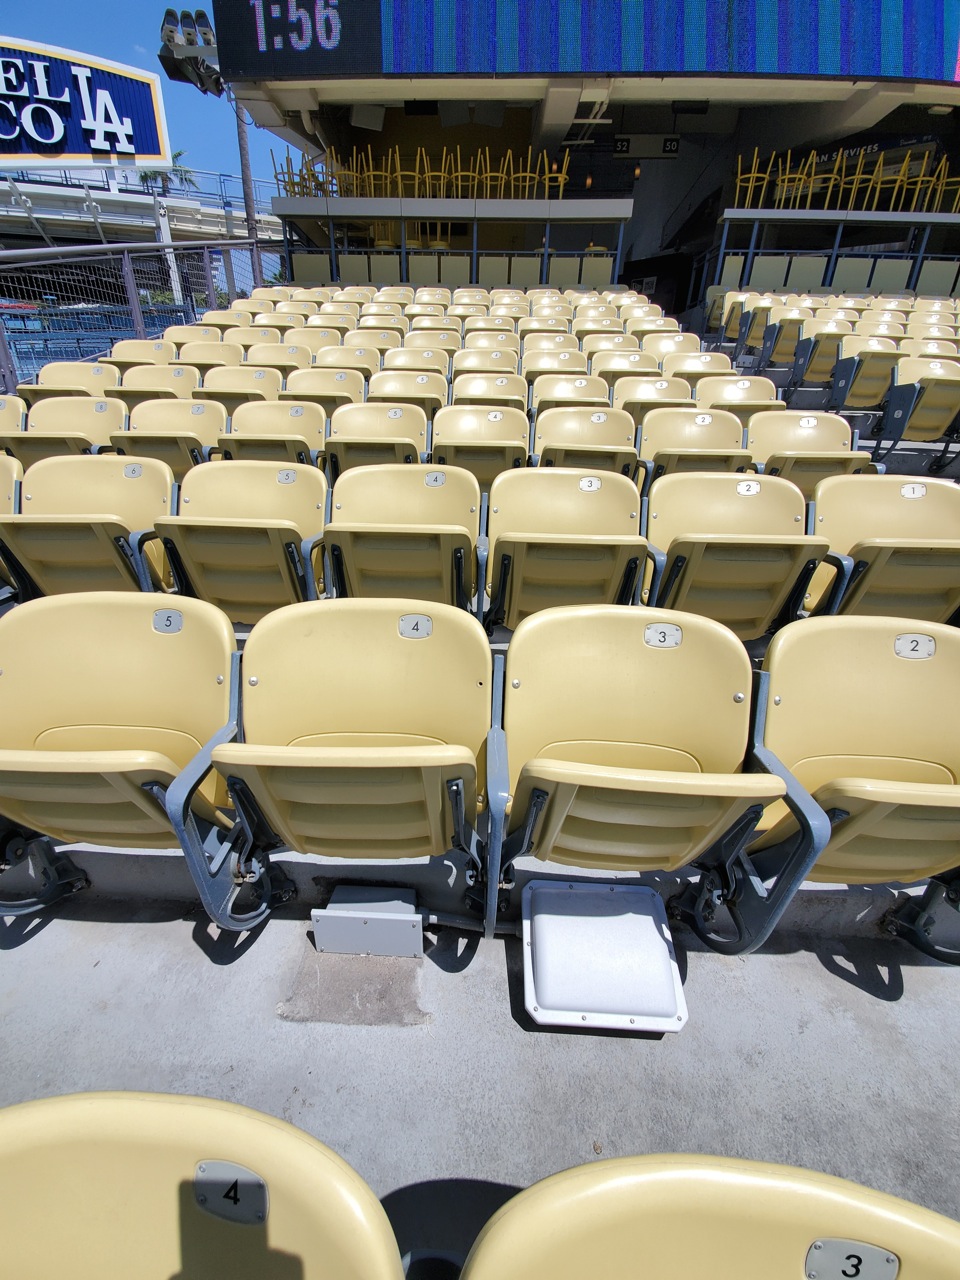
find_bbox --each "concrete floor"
[2,880,959,1259]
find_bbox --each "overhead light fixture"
[928,105,954,115]
[585,174,593,189]
[572,117,613,125]
[634,164,641,179]
[671,100,709,114]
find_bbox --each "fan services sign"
[0,37,170,167]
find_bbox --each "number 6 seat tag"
[194,1160,268,1226]
[804,1239,899,1279]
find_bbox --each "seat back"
[164,324,220,348]
[896,356,960,438]
[748,409,852,456]
[17,452,174,524]
[177,460,326,533]
[121,364,201,397]
[488,467,640,560]
[464,331,522,354]
[36,361,119,393]
[178,342,244,371]
[0,1091,404,1280]
[202,309,254,328]
[453,349,520,377]
[367,371,448,418]
[331,462,480,540]
[531,374,609,414]
[763,615,960,880]
[647,471,805,542]
[813,473,960,551]
[293,327,343,354]
[696,375,779,409]
[223,327,284,347]
[521,351,589,382]
[460,1154,960,1280]
[246,342,313,372]
[382,348,450,376]
[452,373,527,409]
[128,400,228,450]
[0,394,26,433]
[329,401,427,449]
[284,368,366,410]
[580,333,639,358]
[240,597,489,753]
[533,406,636,464]
[311,348,380,378]
[432,406,530,481]
[612,376,694,421]
[226,401,326,462]
[108,339,176,366]
[638,406,745,467]
[201,366,284,398]
[661,352,732,380]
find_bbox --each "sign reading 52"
[249,0,342,53]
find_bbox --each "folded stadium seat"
[279,368,366,417]
[404,329,462,355]
[326,402,428,478]
[694,375,785,429]
[746,410,873,498]
[193,365,284,417]
[532,303,574,321]
[620,302,663,322]
[483,605,826,987]
[520,351,589,388]
[110,363,201,415]
[532,406,638,477]
[101,339,176,376]
[257,310,302,328]
[464,315,516,334]
[815,307,860,324]
[275,302,320,319]
[155,461,327,623]
[642,473,827,640]
[636,406,749,492]
[416,287,452,305]
[411,315,459,334]
[661,351,733,389]
[785,317,853,396]
[612,376,695,427]
[913,297,955,317]
[251,285,293,302]
[484,469,646,630]
[308,313,355,337]
[459,1154,960,1278]
[0,593,242,919]
[382,347,451,377]
[244,342,313,377]
[530,374,610,417]
[805,474,960,620]
[312,346,380,380]
[292,327,344,356]
[492,304,530,321]
[453,373,528,415]
[752,614,960,964]
[320,301,360,321]
[520,332,579,354]
[178,595,492,929]
[431,406,529,487]
[899,336,959,358]
[873,355,960,467]
[518,319,569,341]
[0,1092,405,1280]
[16,360,120,409]
[367,370,447,421]
[163,323,221,350]
[0,455,175,598]
[731,297,777,363]
[350,327,403,354]
[580,333,640,361]
[324,466,481,610]
[905,321,958,342]
[376,285,414,305]
[229,296,269,315]
[751,305,814,371]
[571,317,626,342]
[452,288,489,305]
[590,350,660,390]
[223,325,284,349]
[200,309,254,333]
[574,304,618,320]
[854,320,905,340]
[829,335,906,414]
[0,393,26,438]
[406,303,445,319]
[464,330,522,355]
[177,342,244,378]
[113,401,228,482]
[717,291,752,343]
[625,316,681,341]
[221,401,326,466]
[0,396,126,470]
[453,348,520,377]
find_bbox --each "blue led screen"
[215,0,960,83]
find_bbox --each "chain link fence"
[0,240,287,389]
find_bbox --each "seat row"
[0,593,958,966]
[3,455,954,634]
[7,1092,959,1280]
[244,283,647,310]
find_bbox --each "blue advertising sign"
[0,37,171,167]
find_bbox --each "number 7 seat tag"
[804,1239,899,1280]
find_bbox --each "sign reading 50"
[249,0,342,52]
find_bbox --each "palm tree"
[138,149,198,196]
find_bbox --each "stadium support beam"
[739,84,918,157]
[533,83,583,158]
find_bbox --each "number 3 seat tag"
[804,1239,899,1280]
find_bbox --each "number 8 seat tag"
[804,1239,899,1280]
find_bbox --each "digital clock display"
[212,0,960,85]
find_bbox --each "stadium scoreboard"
[214,0,960,84]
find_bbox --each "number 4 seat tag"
[194,1160,268,1225]
[804,1239,899,1280]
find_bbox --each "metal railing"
[0,239,287,389]
[2,167,277,215]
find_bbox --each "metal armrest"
[483,653,510,938]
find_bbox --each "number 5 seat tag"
[804,1239,899,1280]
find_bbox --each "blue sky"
[2,5,279,183]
